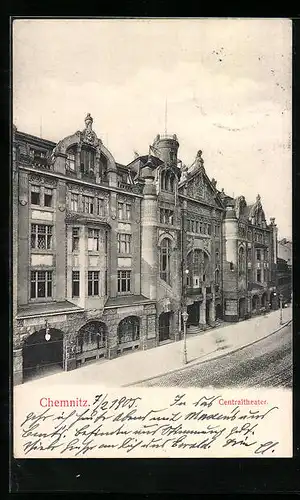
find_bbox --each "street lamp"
[279,294,283,325]
[44,320,51,342]
[182,309,189,364]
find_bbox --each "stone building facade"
[12,114,280,384]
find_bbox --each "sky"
[13,18,292,238]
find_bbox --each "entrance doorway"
[23,328,64,381]
[187,302,199,326]
[239,298,246,319]
[261,292,267,309]
[205,301,210,325]
[215,304,223,320]
[252,295,259,313]
[159,312,172,342]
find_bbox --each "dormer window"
[80,146,95,174]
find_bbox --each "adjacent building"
[12,114,281,384]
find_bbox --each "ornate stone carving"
[81,113,101,147]
[29,174,57,186]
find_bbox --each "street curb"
[123,318,292,387]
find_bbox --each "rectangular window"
[88,228,100,251]
[118,202,124,220]
[31,224,52,250]
[203,223,208,235]
[30,270,52,299]
[82,196,94,214]
[126,203,131,221]
[191,220,195,233]
[117,201,132,220]
[257,270,261,282]
[117,270,131,293]
[31,185,41,205]
[72,271,80,297]
[67,151,76,171]
[44,188,53,207]
[72,227,80,251]
[199,221,203,233]
[71,193,79,212]
[97,198,105,216]
[117,233,131,254]
[208,224,211,235]
[196,221,199,233]
[88,271,99,296]
[256,249,261,261]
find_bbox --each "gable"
[180,170,224,209]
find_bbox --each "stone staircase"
[186,318,226,336]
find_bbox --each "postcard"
[12,17,292,459]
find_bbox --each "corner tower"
[152,134,179,167]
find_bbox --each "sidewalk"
[16,307,292,389]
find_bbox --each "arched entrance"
[239,298,246,319]
[252,295,259,314]
[159,312,172,342]
[261,292,267,309]
[23,328,64,381]
[76,321,107,365]
[187,302,199,326]
[117,316,140,354]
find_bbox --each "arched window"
[66,147,76,171]
[117,316,140,344]
[77,321,106,353]
[161,170,175,192]
[187,249,210,285]
[160,238,171,284]
[238,246,245,275]
[203,252,209,282]
[80,146,95,175]
[100,152,108,181]
[215,269,220,284]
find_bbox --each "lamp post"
[182,268,189,365]
[182,309,189,364]
[279,293,283,325]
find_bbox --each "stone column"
[109,192,118,298]
[18,171,29,305]
[55,180,67,300]
[209,287,216,326]
[247,296,251,317]
[140,175,158,300]
[199,286,207,329]
[140,315,147,350]
[170,310,179,342]
[13,348,23,385]
[107,324,118,359]
[64,335,76,371]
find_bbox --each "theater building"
[12,114,279,384]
